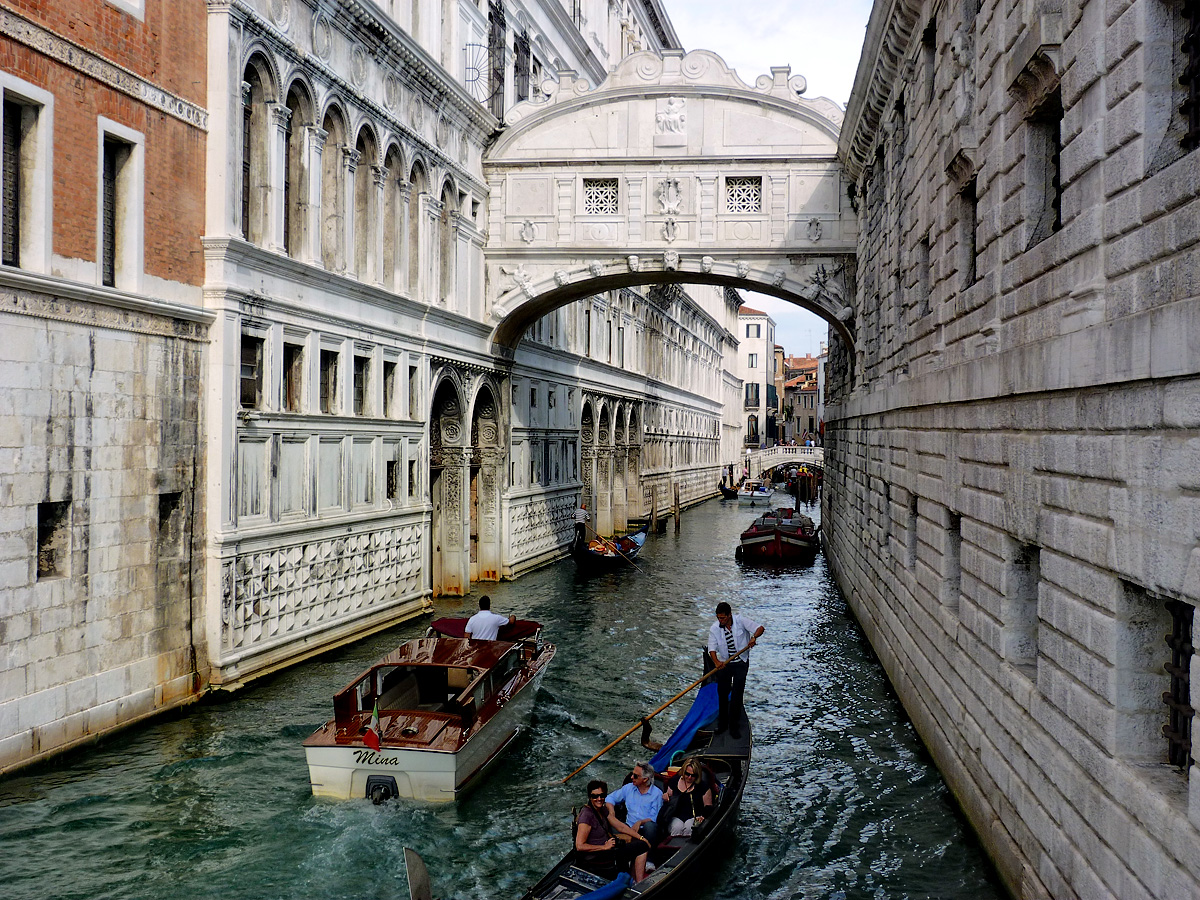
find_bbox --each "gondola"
[517,658,751,900]
[573,522,649,571]
[717,483,738,500]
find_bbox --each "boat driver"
[464,595,515,641]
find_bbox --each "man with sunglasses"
[707,601,765,738]
[604,761,663,880]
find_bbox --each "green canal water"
[1,497,1005,900]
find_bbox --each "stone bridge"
[481,49,859,357]
[746,444,825,476]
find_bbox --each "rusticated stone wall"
[829,1,1200,897]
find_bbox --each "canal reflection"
[0,496,1003,900]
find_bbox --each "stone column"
[304,126,327,266]
[340,146,360,275]
[371,165,387,286]
[476,447,502,581]
[612,445,627,532]
[398,180,413,295]
[431,444,469,596]
[425,196,444,304]
[268,103,291,253]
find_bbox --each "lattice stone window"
[1164,599,1195,772]
[725,176,762,213]
[583,178,619,214]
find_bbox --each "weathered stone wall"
[0,293,208,774]
[831,1,1200,897]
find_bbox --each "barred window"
[583,178,619,214]
[1164,599,1195,772]
[1183,0,1200,151]
[3,99,22,267]
[725,176,762,213]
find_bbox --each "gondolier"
[707,602,764,739]
[573,501,590,551]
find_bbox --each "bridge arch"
[482,48,859,359]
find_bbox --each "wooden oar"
[560,643,752,784]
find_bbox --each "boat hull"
[737,529,820,563]
[305,664,548,802]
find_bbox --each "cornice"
[838,0,924,182]
[0,7,208,130]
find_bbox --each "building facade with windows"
[827,0,1200,895]
[0,0,211,773]
[736,306,775,448]
[201,0,691,689]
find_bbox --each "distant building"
[736,306,775,448]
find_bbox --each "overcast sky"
[667,0,874,358]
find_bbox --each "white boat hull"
[305,665,547,802]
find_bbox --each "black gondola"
[717,483,738,500]
[517,658,751,899]
[572,522,649,571]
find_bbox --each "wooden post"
[650,488,658,534]
[673,484,681,533]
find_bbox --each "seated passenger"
[606,761,662,881]
[659,759,714,838]
[575,780,648,879]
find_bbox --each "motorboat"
[735,507,820,564]
[736,480,773,506]
[302,617,555,803]
[573,522,649,571]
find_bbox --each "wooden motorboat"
[737,480,773,506]
[303,618,555,803]
[573,522,649,570]
[717,483,738,500]
[735,506,820,563]
[517,658,751,900]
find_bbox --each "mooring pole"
[673,484,681,533]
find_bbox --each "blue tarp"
[577,872,632,899]
[649,683,719,772]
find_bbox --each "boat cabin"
[330,638,532,738]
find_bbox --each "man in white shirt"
[573,501,590,551]
[707,601,764,739]
[464,595,514,641]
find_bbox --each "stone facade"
[830,1,1200,897]
[0,0,211,774]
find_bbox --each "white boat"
[302,617,555,802]
[737,480,773,506]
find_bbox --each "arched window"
[407,163,426,297]
[382,147,402,290]
[353,128,377,281]
[320,108,346,271]
[283,84,312,258]
[439,183,456,304]
[747,415,759,442]
[240,59,271,244]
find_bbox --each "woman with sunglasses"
[575,780,649,880]
[661,761,714,838]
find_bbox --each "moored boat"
[717,483,738,500]
[737,480,773,506]
[735,506,820,564]
[302,618,555,803]
[573,522,649,570]
[516,658,751,900]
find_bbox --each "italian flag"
[363,700,381,752]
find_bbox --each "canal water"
[1,497,1005,900]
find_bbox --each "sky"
[666,0,875,359]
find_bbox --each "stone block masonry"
[833,0,1200,896]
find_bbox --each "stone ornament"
[656,177,681,214]
[588,260,604,277]
[554,270,570,286]
[807,217,822,242]
[312,11,331,59]
[771,270,786,287]
[736,260,750,278]
[701,256,714,273]
[351,47,367,87]
[520,220,536,243]
[663,217,677,243]
[627,255,641,272]
[500,264,534,297]
[664,251,680,270]
[268,0,290,29]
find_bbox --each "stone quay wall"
[0,289,209,775]
[828,1,1200,897]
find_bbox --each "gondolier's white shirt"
[707,614,763,664]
